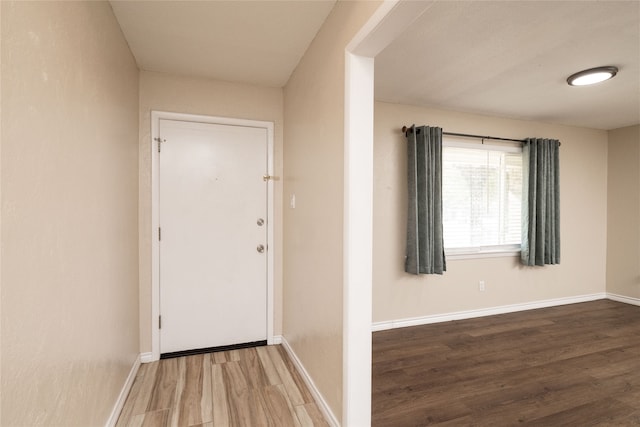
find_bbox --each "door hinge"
[159,315,162,329]
[158,227,161,241]
[154,137,163,153]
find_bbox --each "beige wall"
[0,3,3,423]
[283,1,381,421]
[373,101,609,323]
[0,2,3,424]
[607,125,640,299]
[138,71,284,353]
[1,2,139,425]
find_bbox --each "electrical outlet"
[479,280,486,292]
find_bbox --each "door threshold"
[160,340,268,359]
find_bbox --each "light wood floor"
[116,345,329,427]
[372,299,640,426]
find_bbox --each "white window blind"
[442,140,522,254]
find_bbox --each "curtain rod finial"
[402,126,408,133]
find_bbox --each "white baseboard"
[372,292,607,332]
[140,352,154,363]
[279,337,340,427]
[105,354,141,427]
[607,292,640,306]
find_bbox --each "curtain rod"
[400,125,561,145]
[401,125,525,143]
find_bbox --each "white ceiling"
[110,0,639,130]
[110,0,337,87]
[375,1,640,130]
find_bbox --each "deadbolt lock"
[257,218,265,226]
[257,244,265,253]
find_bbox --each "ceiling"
[375,1,640,130]
[110,0,336,87]
[110,1,640,131]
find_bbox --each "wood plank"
[132,409,171,427]
[147,358,179,411]
[173,354,213,426]
[275,345,315,403]
[211,363,230,427]
[465,318,555,337]
[117,345,328,427]
[221,361,249,426]
[200,353,213,422]
[213,351,229,364]
[131,361,159,415]
[524,397,635,426]
[239,347,270,389]
[115,366,144,427]
[120,413,145,427]
[169,356,186,426]
[256,345,283,386]
[294,403,329,427]
[262,384,301,427]
[267,345,305,406]
[372,300,640,426]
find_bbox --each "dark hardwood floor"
[372,299,640,426]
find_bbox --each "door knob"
[257,244,265,253]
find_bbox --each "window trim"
[445,244,521,260]
[443,139,523,153]
[442,138,523,259]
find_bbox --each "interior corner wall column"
[343,51,374,427]
[342,1,437,424]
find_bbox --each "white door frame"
[150,110,275,361]
[343,1,435,424]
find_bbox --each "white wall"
[138,71,284,354]
[1,2,140,424]
[373,101,608,323]
[607,124,640,299]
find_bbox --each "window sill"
[445,247,521,260]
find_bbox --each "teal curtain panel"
[405,126,446,275]
[521,138,561,266]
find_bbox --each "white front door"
[158,119,268,354]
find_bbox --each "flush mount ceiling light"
[567,66,618,86]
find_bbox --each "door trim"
[150,110,275,361]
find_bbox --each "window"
[442,139,522,257]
